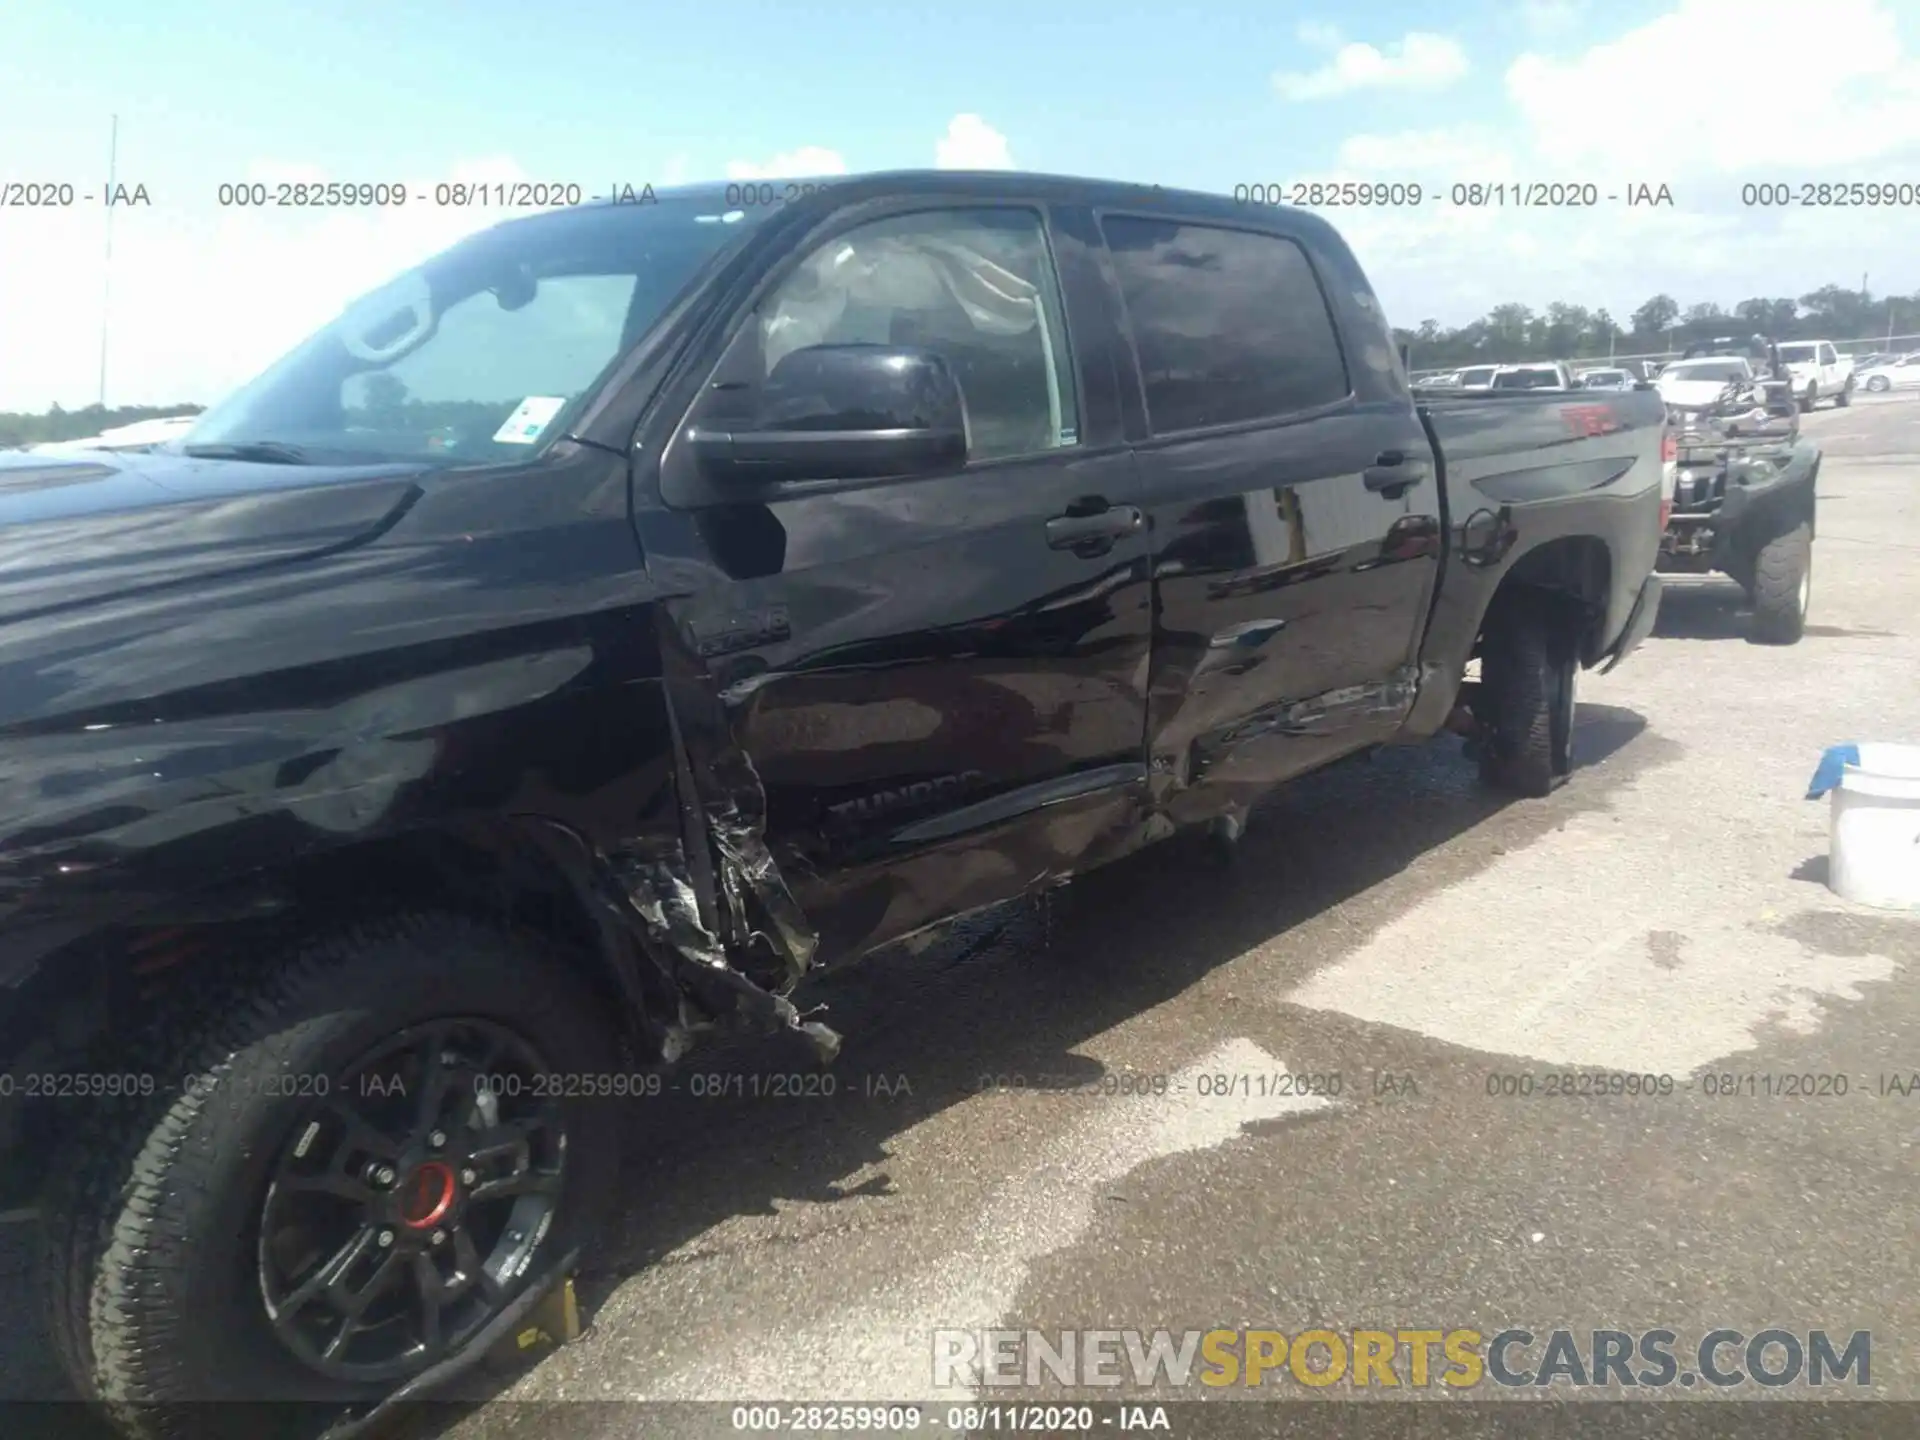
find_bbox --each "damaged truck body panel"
[0,170,1668,1436]
[0,435,820,1052]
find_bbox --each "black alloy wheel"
[258,1018,567,1382]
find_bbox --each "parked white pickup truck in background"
[1657,355,1755,409]
[1491,361,1578,390]
[1775,340,1853,411]
[1576,367,1635,391]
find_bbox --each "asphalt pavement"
[6,392,1919,1440]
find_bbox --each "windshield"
[1664,361,1747,383]
[1776,344,1816,364]
[1492,368,1561,388]
[178,194,770,465]
[1458,367,1496,384]
[1582,370,1627,384]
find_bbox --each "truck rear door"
[1086,204,1441,816]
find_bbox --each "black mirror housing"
[691,344,969,485]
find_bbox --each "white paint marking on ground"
[1281,804,1900,1074]
[641,1037,1331,1401]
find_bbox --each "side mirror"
[689,344,969,486]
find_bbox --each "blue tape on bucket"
[1807,743,1861,799]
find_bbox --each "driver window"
[754,208,1079,463]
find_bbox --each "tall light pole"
[98,113,118,408]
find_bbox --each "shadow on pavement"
[1653,583,1894,643]
[1791,854,1830,887]
[1651,582,1751,641]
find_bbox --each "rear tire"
[1473,603,1578,797]
[1749,521,1811,645]
[1835,381,1851,407]
[41,914,624,1440]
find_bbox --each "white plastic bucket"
[1829,743,1920,911]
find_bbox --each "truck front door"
[644,201,1153,965]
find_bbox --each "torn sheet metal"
[611,831,839,1065]
[700,741,820,986]
[603,607,838,1063]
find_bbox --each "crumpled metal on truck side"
[608,608,840,1063]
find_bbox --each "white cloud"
[1280,0,1920,332]
[1508,0,1920,172]
[934,114,1015,170]
[1273,27,1468,101]
[724,147,849,181]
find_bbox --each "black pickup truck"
[0,172,1664,1434]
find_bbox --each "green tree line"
[1396,284,1920,371]
[0,402,205,450]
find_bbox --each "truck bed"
[1397,384,1669,737]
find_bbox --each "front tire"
[1473,603,1578,797]
[1797,384,1816,413]
[42,914,624,1439]
[1867,375,1891,393]
[1749,521,1812,645]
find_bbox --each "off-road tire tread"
[1749,521,1811,645]
[1476,605,1571,798]
[38,913,606,1440]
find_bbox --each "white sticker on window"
[492,396,567,444]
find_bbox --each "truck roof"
[504,169,1348,246]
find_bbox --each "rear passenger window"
[1101,217,1349,435]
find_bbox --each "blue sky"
[6,0,1638,187]
[5,0,1919,409]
